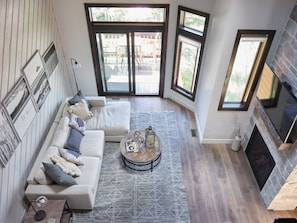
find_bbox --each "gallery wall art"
[0,106,20,167]
[23,50,44,87]
[3,76,31,122]
[43,42,59,77]
[32,71,51,110]
[13,98,37,139]
[0,48,53,167]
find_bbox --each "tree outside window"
[172,6,209,100]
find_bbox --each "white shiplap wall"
[0,0,72,222]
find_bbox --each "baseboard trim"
[200,138,233,144]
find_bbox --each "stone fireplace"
[240,1,297,210]
[242,99,297,210]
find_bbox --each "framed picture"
[43,42,59,77]
[13,98,37,139]
[22,50,44,87]
[3,76,31,122]
[0,105,20,167]
[32,71,51,110]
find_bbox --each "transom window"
[218,30,275,111]
[88,7,165,22]
[171,6,209,100]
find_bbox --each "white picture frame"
[13,98,37,139]
[0,105,20,167]
[23,50,44,87]
[43,42,59,77]
[3,76,31,122]
[32,71,51,110]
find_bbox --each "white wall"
[0,1,71,222]
[52,0,296,143]
[52,0,214,102]
[195,0,296,143]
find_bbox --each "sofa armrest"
[86,96,106,107]
[25,184,96,210]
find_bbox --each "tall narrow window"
[218,30,275,111]
[171,6,209,100]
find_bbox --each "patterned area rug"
[73,112,190,223]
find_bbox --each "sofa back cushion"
[51,116,70,148]
[33,146,60,184]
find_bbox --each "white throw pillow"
[51,116,70,148]
[59,148,84,165]
[68,99,93,120]
[50,155,81,177]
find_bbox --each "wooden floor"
[127,96,297,223]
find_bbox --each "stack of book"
[125,139,141,153]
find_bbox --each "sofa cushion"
[51,116,70,148]
[69,114,86,133]
[64,127,84,154]
[68,99,93,120]
[59,148,84,165]
[80,130,105,158]
[50,155,81,177]
[76,156,101,193]
[34,146,60,185]
[35,168,54,185]
[87,101,130,136]
[43,162,77,186]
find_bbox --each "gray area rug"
[73,111,190,223]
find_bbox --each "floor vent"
[191,129,197,137]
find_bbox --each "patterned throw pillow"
[50,155,81,177]
[59,148,84,165]
[68,99,93,120]
[69,114,86,133]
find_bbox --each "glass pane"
[134,32,162,95]
[224,40,261,103]
[183,11,206,33]
[257,64,278,100]
[90,7,165,22]
[98,33,130,93]
[177,41,201,93]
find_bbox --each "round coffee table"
[120,130,161,172]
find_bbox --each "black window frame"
[171,6,210,101]
[218,29,276,111]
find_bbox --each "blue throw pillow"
[43,162,77,186]
[64,126,84,154]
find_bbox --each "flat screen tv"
[257,64,297,143]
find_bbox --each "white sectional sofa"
[25,96,131,210]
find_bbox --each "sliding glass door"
[97,31,162,95]
[85,4,168,96]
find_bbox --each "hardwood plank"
[127,96,297,223]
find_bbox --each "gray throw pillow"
[68,90,92,109]
[43,162,77,186]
